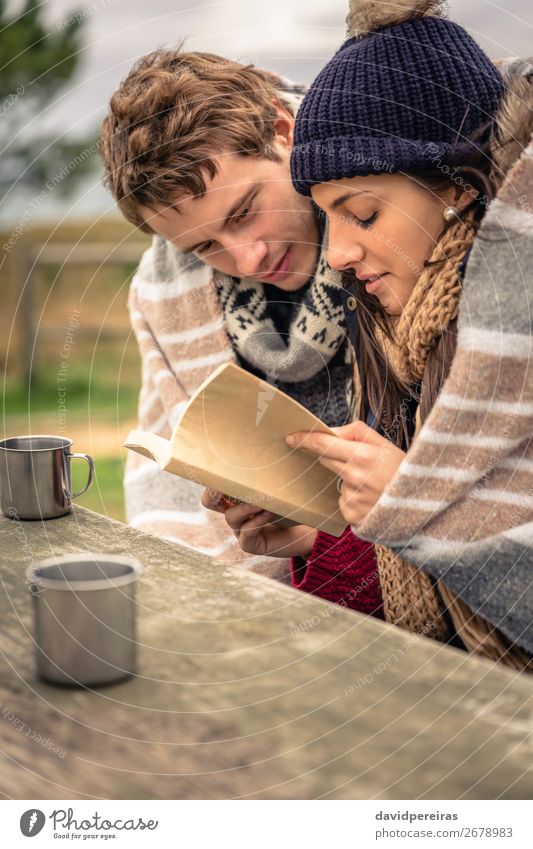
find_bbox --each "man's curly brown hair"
[100,48,288,233]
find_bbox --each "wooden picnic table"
[1,505,532,799]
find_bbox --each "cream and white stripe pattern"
[356,134,533,655]
[124,241,253,565]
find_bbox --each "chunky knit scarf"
[214,237,355,426]
[375,213,478,642]
[374,210,533,669]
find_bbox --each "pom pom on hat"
[346,0,447,38]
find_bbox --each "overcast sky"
[36,0,533,138]
[3,0,532,223]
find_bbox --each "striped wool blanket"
[125,240,293,578]
[355,131,533,656]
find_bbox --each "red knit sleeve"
[291,526,383,618]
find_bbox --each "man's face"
[140,144,319,291]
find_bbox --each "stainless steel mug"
[0,435,94,520]
[26,553,142,686]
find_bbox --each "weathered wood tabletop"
[1,506,532,799]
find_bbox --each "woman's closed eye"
[354,211,378,229]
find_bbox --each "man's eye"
[198,241,214,254]
[234,206,251,224]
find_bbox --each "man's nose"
[229,240,269,278]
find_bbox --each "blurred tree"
[0,0,97,195]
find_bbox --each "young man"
[100,49,353,575]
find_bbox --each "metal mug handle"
[68,453,95,498]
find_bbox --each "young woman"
[204,1,533,668]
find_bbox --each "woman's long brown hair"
[352,150,497,448]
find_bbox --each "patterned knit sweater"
[355,70,533,656]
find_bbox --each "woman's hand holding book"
[286,421,405,527]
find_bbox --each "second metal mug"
[26,553,142,686]
[0,435,94,520]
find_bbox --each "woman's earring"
[443,206,459,223]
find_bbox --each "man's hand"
[285,420,405,527]
[201,489,318,558]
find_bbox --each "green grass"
[4,347,140,522]
[72,454,127,522]
[3,359,139,419]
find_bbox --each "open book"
[124,363,347,537]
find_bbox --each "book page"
[123,430,171,467]
[166,363,347,537]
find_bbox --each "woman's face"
[311,173,457,316]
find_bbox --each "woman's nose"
[327,233,365,272]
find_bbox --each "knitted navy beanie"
[291,0,505,196]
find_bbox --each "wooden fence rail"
[15,240,147,384]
